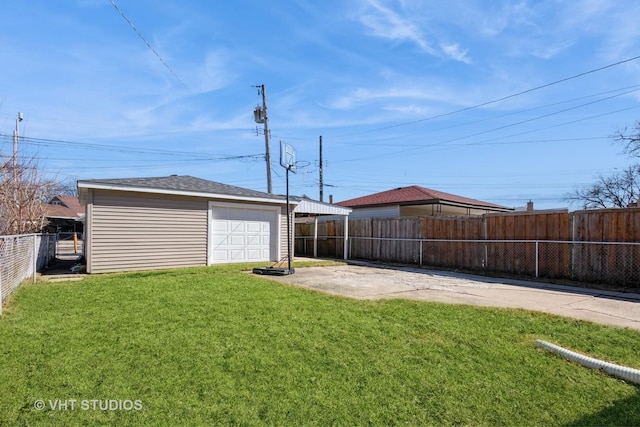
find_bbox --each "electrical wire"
[0,133,261,161]
[329,104,640,164]
[318,84,640,147]
[108,0,187,88]
[323,54,640,139]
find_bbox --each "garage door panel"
[212,222,228,232]
[230,221,245,232]
[230,235,245,246]
[246,249,263,260]
[246,235,262,246]
[212,249,230,261]
[212,235,228,245]
[246,222,262,232]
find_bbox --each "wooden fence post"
[569,211,575,279]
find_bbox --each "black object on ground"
[252,266,295,276]
[253,258,295,276]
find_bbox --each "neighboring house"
[78,175,350,274]
[43,195,85,235]
[338,185,513,219]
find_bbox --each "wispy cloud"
[472,0,640,62]
[324,78,486,113]
[354,0,471,63]
[528,39,576,60]
[357,0,435,54]
[181,49,236,95]
[439,42,472,64]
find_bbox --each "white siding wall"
[87,190,208,273]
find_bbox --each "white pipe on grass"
[536,339,640,385]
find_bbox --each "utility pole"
[13,112,23,185]
[253,85,272,194]
[319,135,324,202]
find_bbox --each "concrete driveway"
[265,261,640,330]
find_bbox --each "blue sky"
[1,0,640,209]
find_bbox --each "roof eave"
[46,215,84,220]
[294,199,352,216]
[432,199,512,211]
[77,182,295,205]
[344,199,512,211]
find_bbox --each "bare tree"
[48,176,79,198]
[566,122,640,209]
[614,120,640,157]
[0,157,57,235]
[566,164,640,209]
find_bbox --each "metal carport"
[292,198,351,260]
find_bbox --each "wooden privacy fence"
[295,208,640,289]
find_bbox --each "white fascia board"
[77,182,296,206]
[46,215,82,220]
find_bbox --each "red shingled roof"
[337,186,508,209]
[56,195,83,215]
[44,204,80,219]
[43,195,84,219]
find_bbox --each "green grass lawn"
[1,263,639,426]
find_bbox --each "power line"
[324,84,640,147]
[321,54,640,139]
[445,136,607,148]
[0,133,260,160]
[57,161,230,171]
[464,105,640,149]
[329,102,640,164]
[424,88,640,148]
[108,0,187,88]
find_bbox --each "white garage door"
[209,204,278,263]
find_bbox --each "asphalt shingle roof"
[55,195,84,215]
[78,175,287,201]
[44,204,82,219]
[338,185,509,210]
[43,195,84,219]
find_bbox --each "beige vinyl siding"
[279,204,298,259]
[279,205,289,259]
[348,205,400,219]
[400,205,506,217]
[88,190,208,273]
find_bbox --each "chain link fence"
[296,236,640,290]
[419,239,640,287]
[0,234,56,314]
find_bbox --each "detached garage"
[78,175,296,274]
